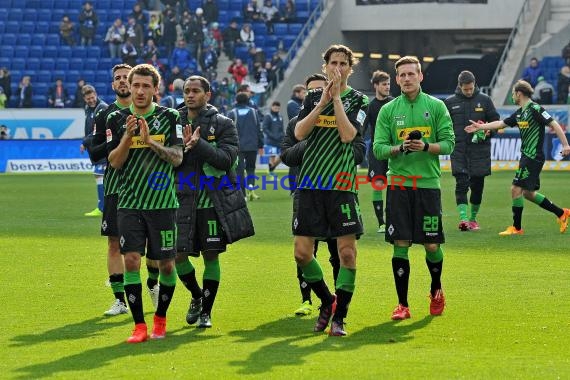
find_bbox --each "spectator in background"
[171,39,194,75]
[48,78,71,108]
[147,14,163,44]
[59,15,76,46]
[228,58,248,84]
[165,65,185,90]
[0,68,12,106]
[79,1,98,46]
[162,9,178,57]
[160,78,185,109]
[142,38,159,60]
[129,2,148,26]
[521,57,543,87]
[270,52,284,83]
[0,125,9,139]
[194,7,206,28]
[243,0,260,22]
[562,40,570,66]
[72,78,86,108]
[557,65,570,104]
[532,76,554,104]
[239,23,255,49]
[260,0,280,34]
[200,44,218,74]
[121,38,139,67]
[147,53,166,77]
[262,100,284,175]
[280,0,296,23]
[125,16,145,51]
[202,0,219,25]
[222,19,241,60]
[287,83,306,120]
[182,12,204,59]
[18,76,33,108]
[209,22,223,57]
[105,18,126,59]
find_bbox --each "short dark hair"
[458,70,476,86]
[81,84,96,96]
[237,84,251,93]
[128,64,161,87]
[304,73,327,87]
[513,79,534,97]
[322,44,358,67]
[395,56,421,74]
[236,92,249,105]
[112,63,132,75]
[271,101,280,106]
[185,75,211,93]
[292,84,306,94]
[371,70,390,84]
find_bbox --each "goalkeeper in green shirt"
[374,56,455,321]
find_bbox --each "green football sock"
[159,268,177,287]
[203,257,221,281]
[470,204,480,221]
[336,267,356,292]
[301,258,324,283]
[175,259,195,276]
[457,203,468,221]
[372,190,383,201]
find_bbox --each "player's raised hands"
[183,124,201,152]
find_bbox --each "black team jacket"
[175,104,254,255]
[444,87,500,177]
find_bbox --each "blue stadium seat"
[53,0,70,9]
[38,11,52,22]
[283,35,297,50]
[40,59,56,71]
[52,70,66,81]
[67,9,80,20]
[2,34,17,46]
[82,72,96,83]
[26,58,42,71]
[93,83,108,94]
[87,46,101,59]
[8,9,24,22]
[32,95,48,108]
[34,33,48,47]
[95,70,109,82]
[295,0,309,11]
[107,9,122,22]
[229,1,243,11]
[86,58,100,70]
[70,58,84,69]
[265,34,279,49]
[66,70,81,83]
[21,21,36,34]
[0,9,8,22]
[36,21,51,34]
[58,46,73,59]
[217,0,230,10]
[252,23,267,35]
[12,58,27,71]
[69,0,85,9]
[96,0,112,10]
[34,83,48,97]
[2,47,14,58]
[288,23,303,35]
[254,35,266,48]
[46,33,61,46]
[228,10,242,23]
[29,46,45,59]
[273,23,288,35]
[296,11,310,23]
[265,47,278,58]
[5,21,20,34]
[43,46,59,58]
[17,34,33,46]
[49,21,61,34]
[0,58,11,68]
[14,47,29,59]
[218,10,229,23]
[37,70,53,83]
[55,58,71,71]
[0,22,4,34]
[99,58,113,71]
[23,9,38,22]
[71,47,88,59]
[234,46,249,61]
[36,0,54,8]
[51,9,65,22]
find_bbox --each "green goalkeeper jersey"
[373,89,455,189]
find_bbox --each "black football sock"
[392,256,410,307]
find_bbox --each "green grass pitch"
[1,171,569,379]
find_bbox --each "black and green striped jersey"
[503,101,552,161]
[297,87,368,193]
[106,103,183,210]
[196,190,213,209]
[98,101,129,196]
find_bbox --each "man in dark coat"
[444,71,500,231]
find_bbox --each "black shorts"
[367,151,388,181]
[190,207,227,256]
[117,208,177,260]
[385,187,445,244]
[294,189,363,238]
[101,194,119,237]
[512,155,543,191]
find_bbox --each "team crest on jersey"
[153,117,160,130]
[356,110,366,125]
[101,220,108,231]
[209,126,215,134]
[424,111,430,119]
[120,236,125,247]
[106,129,112,142]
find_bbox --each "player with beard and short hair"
[107,64,183,343]
[364,70,394,234]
